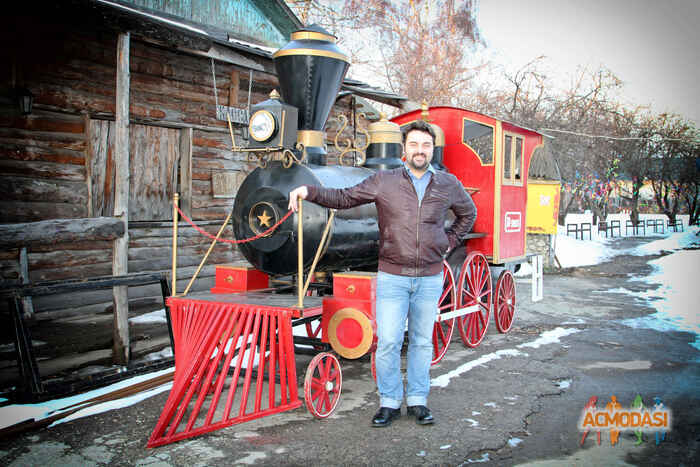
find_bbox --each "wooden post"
[19,247,34,319]
[179,129,192,216]
[112,31,131,365]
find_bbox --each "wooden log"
[0,176,87,204]
[0,112,85,134]
[0,201,88,223]
[0,142,85,165]
[0,217,125,249]
[112,31,130,366]
[0,159,85,181]
[0,128,87,151]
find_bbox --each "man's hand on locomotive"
[288,186,308,212]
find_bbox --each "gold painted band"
[273,48,350,63]
[369,133,402,144]
[290,31,337,42]
[298,130,325,147]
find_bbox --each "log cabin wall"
[0,13,353,316]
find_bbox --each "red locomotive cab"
[392,107,543,264]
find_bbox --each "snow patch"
[517,327,579,349]
[508,437,523,447]
[233,451,267,465]
[129,308,167,324]
[466,453,490,463]
[0,367,173,430]
[431,349,525,388]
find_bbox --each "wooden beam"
[113,32,131,366]
[179,128,193,216]
[7,272,165,298]
[229,70,240,107]
[0,217,125,249]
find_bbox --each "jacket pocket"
[421,190,449,224]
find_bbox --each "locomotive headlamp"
[249,110,276,142]
[246,90,298,150]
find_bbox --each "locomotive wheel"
[456,252,492,347]
[432,260,456,365]
[327,308,373,359]
[495,270,516,333]
[304,352,342,419]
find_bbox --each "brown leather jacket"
[306,167,476,276]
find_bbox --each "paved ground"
[1,237,698,466]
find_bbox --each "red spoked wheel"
[432,260,456,365]
[456,252,492,347]
[304,352,342,419]
[370,351,377,382]
[494,270,516,333]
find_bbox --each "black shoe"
[407,405,434,425]
[372,407,401,427]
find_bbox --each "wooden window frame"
[502,132,524,186]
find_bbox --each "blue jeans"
[375,270,442,409]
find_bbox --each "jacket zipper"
[416,200,421,276]
[414,175,435,277]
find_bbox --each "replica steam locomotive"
[148,24,545,447]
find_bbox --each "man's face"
[404,129,434,172]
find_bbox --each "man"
[288,120,476,427]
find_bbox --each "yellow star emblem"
[257,210,272,227]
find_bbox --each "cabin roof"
[71,1,408,107]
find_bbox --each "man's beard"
[408,153,429,170]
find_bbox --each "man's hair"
[401,120,436,145]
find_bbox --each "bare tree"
[286,0,484,105]
[647,113,699,225]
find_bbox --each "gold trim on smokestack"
[291,31,337,43]
[272,48,350,63]
[298,130,325,148]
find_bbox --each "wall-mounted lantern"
[15,87,33,115]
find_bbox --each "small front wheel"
[304,352,342,418]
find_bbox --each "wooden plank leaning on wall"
[113,31,130,365]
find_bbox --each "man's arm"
[445,181,477,250]
[288,172,381,212]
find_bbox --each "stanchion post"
[172,193,179,297]
[297,196,303,308]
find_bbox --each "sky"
[477,0,700,124]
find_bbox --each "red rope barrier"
[174,204,293,244]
